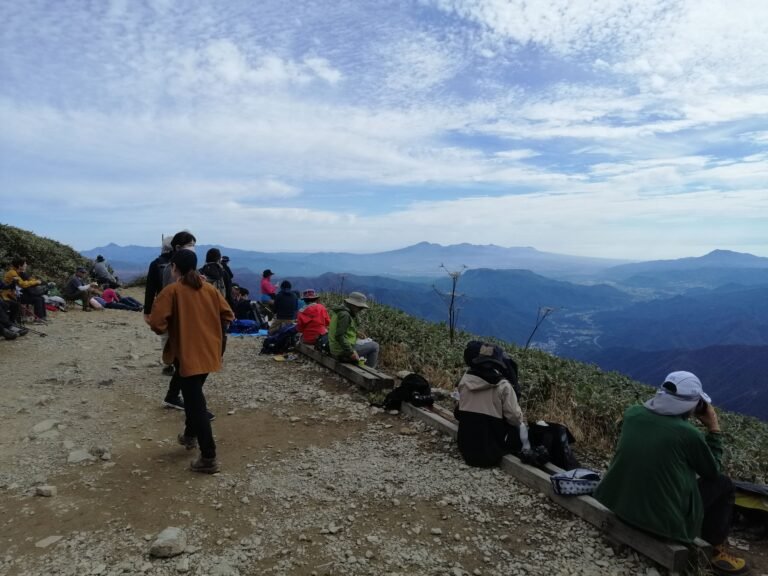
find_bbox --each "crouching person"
[594,372,748,576]
[455,341,527,467]
[149,250,234,474]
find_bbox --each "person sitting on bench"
[328,292,379,368]
[296,289,330,345]
[594,371,749,576]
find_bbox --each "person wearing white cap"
[328,292,379,368]
[594,371,749,575]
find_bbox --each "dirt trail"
[0,290,765,576]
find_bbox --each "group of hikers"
[456,342,749,575]
[0,255,140,340]
[1,232,752,575]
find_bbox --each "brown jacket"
[150,280,234,377]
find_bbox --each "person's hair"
[205,248,221,263]
[11,257,26,268]
[171,230,196,250]
[239,287,249,296]
[280,280,292,290]
[171,249,202,289]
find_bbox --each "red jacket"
[296,302,330,344]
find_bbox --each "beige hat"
[345,291,369,308]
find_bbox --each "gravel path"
[0,294,736,575]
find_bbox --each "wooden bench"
[401,402,711,575]
[295,343,394,391]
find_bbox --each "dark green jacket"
[328,304,357,359]
[594,404,723,543]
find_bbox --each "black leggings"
[699,474,735,545]
[19,293,46,319]
[177,371,215,459]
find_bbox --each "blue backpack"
[228,319,261,334]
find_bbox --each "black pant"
[178,372,215,459]
[19,293,46,319]
[699,474,735,545]
[0,301,12,329]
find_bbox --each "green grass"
[324,293,768,482]
[1,223,91,286]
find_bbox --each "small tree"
[433,264,466,344]
[524,306,555,350]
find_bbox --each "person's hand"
[351,352,360,362]
[697,402,720,433]
[143,314,151,326]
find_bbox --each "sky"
[1,0,767,260]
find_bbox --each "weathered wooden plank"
[296,343,394,391]
[401,402,704,574]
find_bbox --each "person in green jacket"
[328,292,379,368]
[594,371,749,576]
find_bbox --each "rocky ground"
[0,289,765,576]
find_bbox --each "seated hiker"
[260,269,277,303]
[101,286,143,311]
[328,292,379,368]
[269,280,298,335]
[3,257,48,323]
[62,267,101,311]
[295,289,330,345]
[92,255,120,288]
[594,371,748,576]
[454,341,527,468]
[0,299,28,340]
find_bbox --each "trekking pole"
[11,322,47,337]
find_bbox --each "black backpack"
[260,324,297,354]
[382,373,434,411]
[200,263,227,297]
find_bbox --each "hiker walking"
[149,249,234,474]
[594,371,749,575]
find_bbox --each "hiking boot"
[161,364,175,376]
[207,410,215,422]
[11,326,29,337]
[177,433,197,450]
[163,397,185,410]
[710,544,750,575]
[2,328,18,340]
[190,457,219,474]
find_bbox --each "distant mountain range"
[82,241,629,280]
[84,241,768,421]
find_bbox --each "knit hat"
[644,371,712,416]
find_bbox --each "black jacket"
[143,252,172,315]
[274,289,298,320]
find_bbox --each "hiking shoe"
[11,326,29,337]
[163,397,185,410]
[161,364,175,376]
[33,318,47,324]
[177,433,197,450]
[2,328,18,340]
[207,410,215,422]
[710,545,750,575]
[190,457,219,474]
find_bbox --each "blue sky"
[1,0,767,259]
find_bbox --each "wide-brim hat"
[302,289,319,300]
[345,291,369,308]
[263,269,274,277]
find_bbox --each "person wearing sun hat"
[328,291,379,368]
[594,371,749,575]
[295,289,330,345]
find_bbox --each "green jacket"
[328,303,358,359]
[594,404,723,543]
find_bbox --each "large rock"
[149,527,187,558]
[32,419,58,434]
[67,449,96,464]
